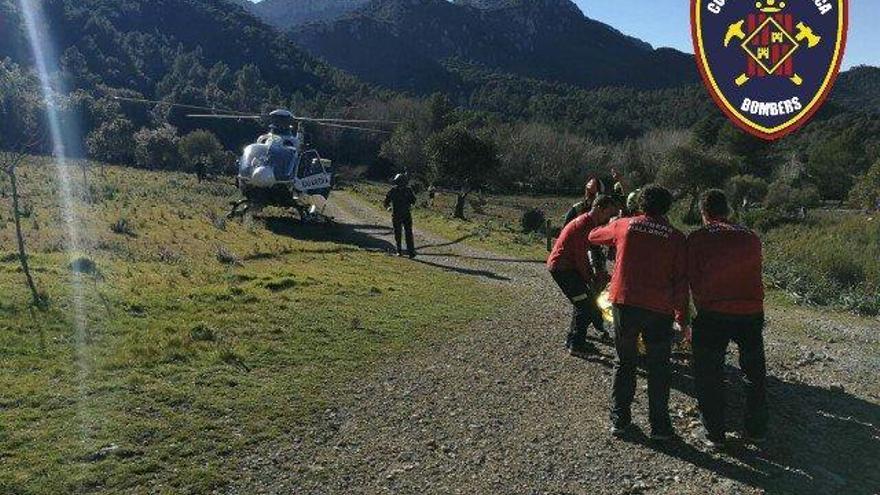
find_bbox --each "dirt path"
[225,192,880,495]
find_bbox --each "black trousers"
[611,304,674,433]
[393,214,415,255]
[692,310,767,439]
[550,270,604,348]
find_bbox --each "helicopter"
[115,96,397,222]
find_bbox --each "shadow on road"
[419,251,545,265]
[608,355,880,494]
[263,217,396,254]
[417,235,476,250]
[412,258,511,282]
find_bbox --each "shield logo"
[692,0,848,140]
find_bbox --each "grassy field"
[763,212,879,315]
[0,161,504,493]
[352,181,880,315]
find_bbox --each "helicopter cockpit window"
[298,152,324,178]
[266,146,297,179]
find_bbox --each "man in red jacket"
[548,195,618,357]
[589,185,688,440]
[688,190,767,449]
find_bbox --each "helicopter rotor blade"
[313,122,393,134]
[297,117,401,125]
[186,114,263,120]
[113,96,255,117]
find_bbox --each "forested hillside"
[248,0,370,29]
[290,0,698,94]
[0,0,878,205]
[0,0,384,159]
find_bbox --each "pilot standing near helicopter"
[384,174,418,258]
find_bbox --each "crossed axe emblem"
[724,15,821,87]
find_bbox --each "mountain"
[831,65,880,114]
[288,0,698,94]
[249,0,370,29]
[0,0,363,100]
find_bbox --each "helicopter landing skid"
[296,205,335,225]
[227,200,251,219]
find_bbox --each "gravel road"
[224,192,880,495]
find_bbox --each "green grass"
[762,212,880,315]
[0,161,504,494]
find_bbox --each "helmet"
[392,173,407,185]
[626,189,642,213]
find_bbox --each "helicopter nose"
[250,165,276,188]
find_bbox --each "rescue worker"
[624,189,642,217]
[687,190,767,449]
[563,176,604,226]
[384,174,417,258]
[548,195,618,357]
[588,184,688,440]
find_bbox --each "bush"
[110,218,135,237]
[848,160,880,211]
[739,208,794,232]
[86,118,136,164]
[179,130,227,177]
[521,208,546,234]
[765,179,821,214]
[134,125,180,170]
[726,174,768,210]
[763,214,879,315]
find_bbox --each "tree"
[426,92,455,132]
[716,123,769,175]
[765,179,821,214]
[808,131,869,201]
[178,130,227,181]
[380,122,431,181]
[134,125,180,170]
[86,117,136,164]
[1,148,45,308]
[726,174,769,212]
[657,145,734,223]
[848,160,880,211]
[425,126,500,219]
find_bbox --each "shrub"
[190,323,216,342]
[726,174,768,210]
[216,245,239,265]
[134,125,180,170]
[86,118,136,164]
[110,218,135,236]
[763,214,879,315]
[179,130,227,177]
[765,180,821,214]
[739,208,793,232]
[848,160,880,211]
[521,208,546,234]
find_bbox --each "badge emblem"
[692,0,848,140]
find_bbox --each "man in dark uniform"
[563,169,624,226]
[548,195,618,357]
[688,190,767,449]
[384,174,417,258]
[563,177,603,226]
[589,185,689,441]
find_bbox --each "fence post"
[546,219,552,252]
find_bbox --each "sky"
[575,0,878,69]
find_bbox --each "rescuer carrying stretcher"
[588,185,689,441]
[547,195,618,357]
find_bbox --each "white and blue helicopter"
[116,97,396,222]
